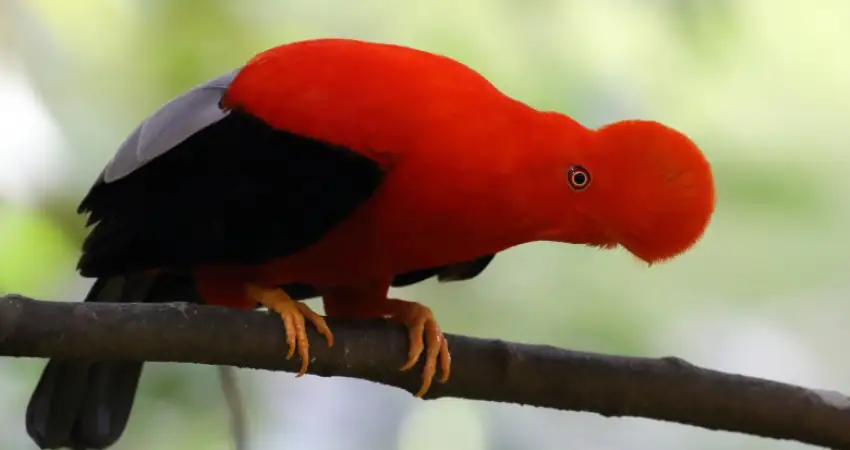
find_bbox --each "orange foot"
[246,284,334,376]
[386,299,451,397]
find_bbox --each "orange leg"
[322,285,451,397]
[245,283,334,376]
[385,298,451,397]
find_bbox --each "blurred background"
[1,0,849,449]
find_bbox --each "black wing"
[390,253,496,286]
[77,71,384,277]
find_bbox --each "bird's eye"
[567,165,591,191]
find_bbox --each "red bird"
[25,38,715,449]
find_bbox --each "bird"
[24,37,716,450]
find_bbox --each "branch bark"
[1,294,848,449]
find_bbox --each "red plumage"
[25,38,715,450]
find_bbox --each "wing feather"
[78,70,385,277]
[101,69,240,183]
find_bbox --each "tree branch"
[1,294,848,449]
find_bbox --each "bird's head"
[541,119,716,265]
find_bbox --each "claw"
[247,284,334,376]
[386,299,451,397]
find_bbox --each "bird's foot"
[246,284,334,376]
[386,299,451,397]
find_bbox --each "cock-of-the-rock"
[24,37,716,450]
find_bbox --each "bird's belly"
[266,216,492,285]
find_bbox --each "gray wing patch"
[101,68,242,183]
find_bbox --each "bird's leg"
[245,283,334,376]
[322,284,450,397]
[385,298,451,397]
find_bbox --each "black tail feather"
[25,273,199,450]
[26,360,92,449]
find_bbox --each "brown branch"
[1,294,849,449]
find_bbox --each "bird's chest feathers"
[375,163,507,262]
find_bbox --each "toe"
[414,371,433,398]
[423,321,441,373]
[438,337,451,383]
[296,346,310,376]
[299,304,335,347]
[294,315,310,377]
[400,318,426,371]
[414,319,443,397]
[414,328,441,397]
[281,312,297,360]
